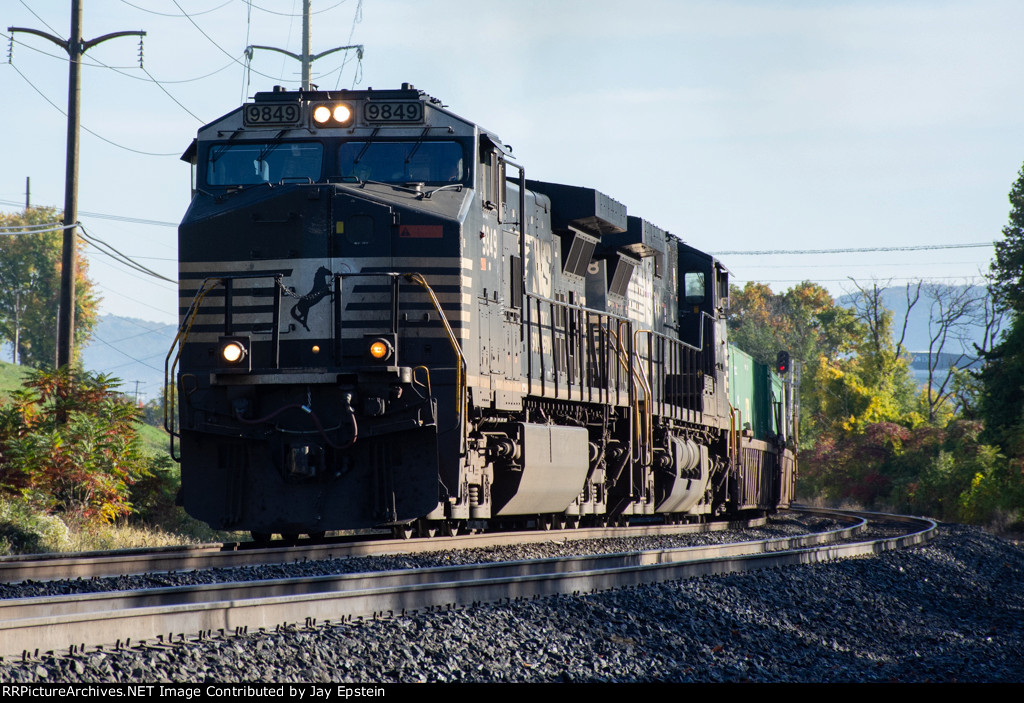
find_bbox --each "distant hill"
[0,315,175,403]
[837,284,992,356]
[836,284,995,387]
[80,315,177,403]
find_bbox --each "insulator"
[469,485,480,506]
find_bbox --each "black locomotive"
[168,83,796,539]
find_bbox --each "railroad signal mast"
[775,350,798,447]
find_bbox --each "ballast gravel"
[0,516,842,600]
[0,523,1021,683]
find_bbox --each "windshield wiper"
[352,128,380,165]
[404,126,432,164]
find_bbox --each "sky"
[2,0,1023,329]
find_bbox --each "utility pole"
[24,177,30,210]
[246,0,363,91]
[9,1,144,370]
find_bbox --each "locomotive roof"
[182,83,503,162]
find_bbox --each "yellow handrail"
[402,272,467,422]
[164,278,221,441]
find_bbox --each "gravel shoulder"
[1,523,1021,683]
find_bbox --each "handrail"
[607,324,652,467]
[164,277,224,460]
[402,272,467,444]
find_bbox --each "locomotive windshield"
[207,142,323,186]
[338,140,464,184]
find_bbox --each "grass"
[0,360,29,396]
[135,420,172,457]
[0,496,246,555]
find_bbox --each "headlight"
[311,102,353,127]
[222,341,246,363]
[312,105,332,124]
[363,333,398,366]
[333,104,352,123]
[369,339,392,361]
[216,336,251,373]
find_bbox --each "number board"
[362,101,424,123]
[243,103,302,127]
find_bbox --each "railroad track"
[0,517,775,583]
[0,509,934,662]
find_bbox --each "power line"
[713,242,995,256]
[93,278,178,318]
[17,0,60,36]
[78,211,178,228]
[171,0,306,83]
[102,314,177,333]
[742,261,991,270]
[0,221,76,234]
[334,0,363,89]
[78,225,176,283]
[140,65,205,122]
[7,29,240,85]
[734,274,989,285]
[118,0,233,17]
[246,0,350,17]
[6,62,179,157]
[95,54,240,84]
[0,201,178,227]
[88,333,167,373]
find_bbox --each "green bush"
[801,419,1023,525]
[0,367,158,522]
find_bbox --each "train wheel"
[442,520,460,537]
[250,531,272,544]
[392,524,415,540]
[281,532,300,545]
[307,531,326,541]
[417,520,438,538]
[539,516,553,531]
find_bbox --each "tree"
[728,280,862,366]
[918,282,1001,423]
[728,280,903,443]
[979,163,1024,454]
[990,164,1024,313]
[0,207,99,367]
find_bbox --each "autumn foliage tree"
[0,207,99,367]
[728,278,1021,525]
[0,368,151,522]
[727,280,908,443]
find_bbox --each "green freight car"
[727,344,796,509]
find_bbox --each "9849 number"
[243,104,300,126]
[363,102,423,123]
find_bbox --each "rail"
[0,509,934,661]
